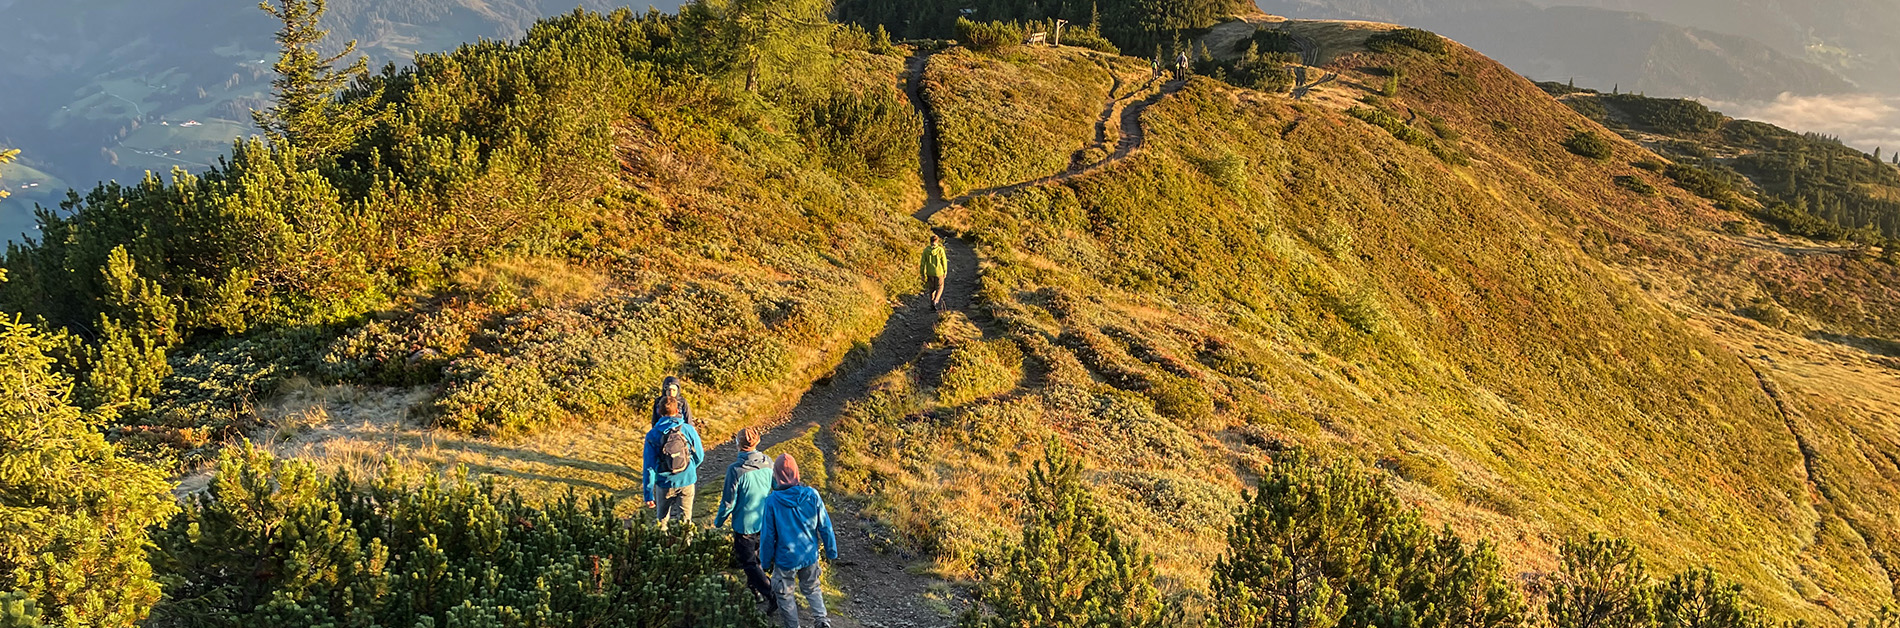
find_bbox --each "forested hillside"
[5,3,1900,628]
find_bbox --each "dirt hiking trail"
[688,49,1183,627]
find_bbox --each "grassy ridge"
[850,34,1900,621]
[924,46,1146,197]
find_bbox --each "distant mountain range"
[0,0,677,244]
[1252,0,1858,100]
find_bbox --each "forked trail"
[689,49,1182,628]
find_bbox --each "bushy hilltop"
[6,3,1900,628]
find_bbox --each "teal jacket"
[715,450,774,534]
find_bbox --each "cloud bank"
[1705,93,1900,156]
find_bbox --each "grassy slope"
[872,26,1900,622]
[240,50,927,518]
[924,46,1148,197]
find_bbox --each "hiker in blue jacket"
[715,427,776,610]
[760,453,837,628]
[643,396,703,528]
[652,375,694,426]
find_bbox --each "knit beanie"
[773,454,801,489]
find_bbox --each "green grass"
[925,46,1147,197]
[890,42,1900,622]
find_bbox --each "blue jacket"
[715,450,774,534]
[759,485,838,572]
[642,415,703,503]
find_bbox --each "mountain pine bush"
[961,441,1171,628]
[1564,130,1616,160]
[955,18,1025,54]
[1207,453,1523,628]
[1546,535,1655,628]
[0,318,178,628]
[151,445,767,628]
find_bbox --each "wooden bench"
[1025,32,1046,45]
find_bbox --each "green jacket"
[921,243,948,280]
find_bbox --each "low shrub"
[797,89,924,180]
[1209,453,1524,628]
[938,338,1024,407]
[1367,28,1448,55]
[955,18,1023,54]
[1143,371,1215,428]
[1615,175,1658,196]
[150,445,766,628]
[686,334,792,391]
[1564,130,1615,160]
[961,441,1170,628]
[1241,29,1297,55]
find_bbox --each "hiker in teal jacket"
[921,233,948,311]
[715,428,776,610]
[760,454,837,628]
[642,397,703,528]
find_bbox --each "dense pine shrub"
[956,18,1025,54]
[1208,453,1524,628]
[1367,28,1448,55]
[961,441,1171,628]
[150,445,767,628]
[1564,130,1616,160]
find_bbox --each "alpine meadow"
[4,1,1900,628]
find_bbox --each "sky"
[1709,93,1900,157]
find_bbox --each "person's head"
[773,453,802,489]
[662,375,681,398]
[734,428,759,452]
[930,233,942,246]
[663,396,682,418]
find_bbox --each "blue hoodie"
[759,484,838,572]
[642,415,703,503]
[715,450,774,534]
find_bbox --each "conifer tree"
[1547,534,1655,628]
[684,0,835,92]
[0,317,177,628]
[75,247,177,417]
[253,0,377,158]
[1207,453,1523,628]
[962,441,1170,628]
[1654,568,1762,628]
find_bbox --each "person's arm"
[642,434,658,505]
[688,426,705,466]
[759,505,778,569]
[682,398,694,425]
[817,500,838,562]
[714,464,739,528]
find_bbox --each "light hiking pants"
[771,562,827,628]
[656,485,694,529]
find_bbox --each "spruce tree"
[253,0,377,158]
[962,441,1170,628]
[0,317,177,628]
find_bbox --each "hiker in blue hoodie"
[652,375,694,426]
[715,427,776,610]
[643,396,703,528]
[759,453,837,628]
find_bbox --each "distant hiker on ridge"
[761,453,837,628]
[1175,50,1191,80]
[715,427,776,612]
[652,375,694,426]
[921,233,948,312]
[643,396,703,529]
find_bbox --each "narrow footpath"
[689,48,1183,627]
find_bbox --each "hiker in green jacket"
[921,233,948,311]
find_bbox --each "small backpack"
[661,426,692,474]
